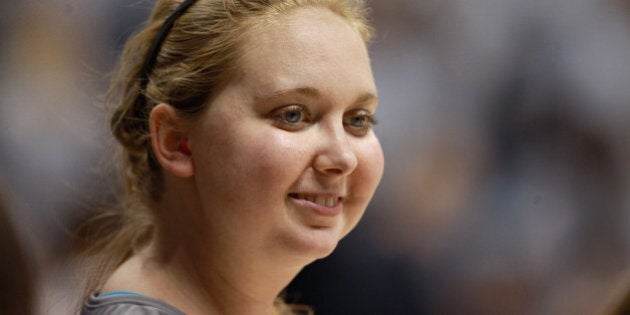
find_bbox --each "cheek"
[340,138,383,236]
[197,125,306,203]
[237,135,305,189]
[355,138,385,195]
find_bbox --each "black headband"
[134,0,199,120]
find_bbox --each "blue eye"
[271,105,311,130]
[348,115,368,127]
[282,108,303,123]
[343,111,377,136]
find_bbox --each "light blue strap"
[99,291,143,297]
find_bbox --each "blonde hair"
[82,0,373,311]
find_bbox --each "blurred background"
[0,0,628,314]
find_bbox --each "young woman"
[81,0,383,314]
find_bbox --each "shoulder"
[81,292,186,315]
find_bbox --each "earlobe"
[149,103,195,178]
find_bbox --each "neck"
[145,175,305,315]
[148,240,300,315]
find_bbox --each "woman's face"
[187,7,383,261]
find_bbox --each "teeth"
[315,196,326,206]
[315,196,336,207]
[325,198,335,207]
[293,194,338,207]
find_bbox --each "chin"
[279,225,345,262]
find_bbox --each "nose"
[313,127,358,177]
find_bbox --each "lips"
[289,193,343,216]
[288,193,342,208]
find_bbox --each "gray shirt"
[81,293,186,315]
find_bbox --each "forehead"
[236,7,376,98]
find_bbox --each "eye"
[344,110,377,136]
[283,108,303,123]
[347,115,369,128]
[271,104,312,130]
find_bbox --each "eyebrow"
[256,87,379,107]
[353,92,379,107]
[256,87,320,100]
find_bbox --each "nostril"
[325,168,344,175]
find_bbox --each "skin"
[102,7,384,315]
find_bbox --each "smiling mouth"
[288,193,342,208]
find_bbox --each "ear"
[149,103,194,178]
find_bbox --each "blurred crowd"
[0,0,628,314]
